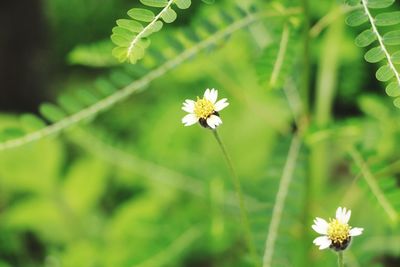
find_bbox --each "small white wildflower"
[181,88,229,129]
[312,207,363,251]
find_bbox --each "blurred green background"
[1,0,400,266]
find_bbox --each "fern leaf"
[20,114,46,130]
[364,46,385,63]
[128,9,155,22]
[39,103,68,123]
[111,0,187,64]
[68,40,118,67]
[375,11,400,26]
[345,0,400,108]
[366,0,394,9]
[174,0,191,9]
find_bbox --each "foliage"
[1,0,400,267]
[345,0,400,108]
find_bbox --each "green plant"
[1,0,400,267]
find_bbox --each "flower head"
[312,207,363,251]
[181,88,229,129]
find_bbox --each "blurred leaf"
[62,158,109,215]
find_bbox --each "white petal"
[336,207,345,222]
[182,103,195,113]
[206,115,222,129]
[210,89,218,103]
[205,88,218,103]
[214,98,229,111]
[204,88,211,100]
[182,99,195,112]
[336,207,351,224]
[313,236,331,250]
[349,227,363,236]
[206,115,217,129]
[182,114,198,126]
[336,207,342,220]
[184,99,195,105]
[343,209,351,224]
[312,217,329,235]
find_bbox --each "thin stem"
[262,134,302,267]
[338,252,344,267]
[309,5,359,38]
[270,24,290,88]
[348,148,398,223]
[300,0,312,266]
[212,130,258,266]
[300,0,310,115]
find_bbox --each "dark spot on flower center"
[330,236,351,251]
[198,111,219,128]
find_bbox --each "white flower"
[181,88,229,129]
[312,207,363,251]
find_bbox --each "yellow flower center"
[194,97,215,119]
[327,219,350,244]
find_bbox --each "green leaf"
[161,7,177,23]
[109,71,133,87]
[95,78,117,96]
[40,103,67,123]
[128,8,155,22]
[344,0,360,6]
[201,20,218,34]
[367,0,395,9]
[375,12,400,26]
[145,21,163,36]
[201,0,215,4]
[166,36,185,52]
[75,90,99,106]
[0,128,25,141]
[67,40,117,68]
[346,10,368,26]
[20,114,46,130]
[140,0,168,8]
[391,51,400,64]
[57,94,85,114]
[383,31,400,45]
[393,97,400,108]
[174,0,191,9]
[112,27,134,38]
[137,38,151,49]
[111,34,131,47]
[116,19,144,33]
[385,82,400,97]
[112,47,128,62]
[129,46,145,64]
[364,46,385,63]
[63,158,108,215]
[355,29,377,47]
[376,65,394,82]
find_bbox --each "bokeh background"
[1,0,400,266]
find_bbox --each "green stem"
[338,252,344,267]
[301,0,310,115]
[212,130,258,266]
